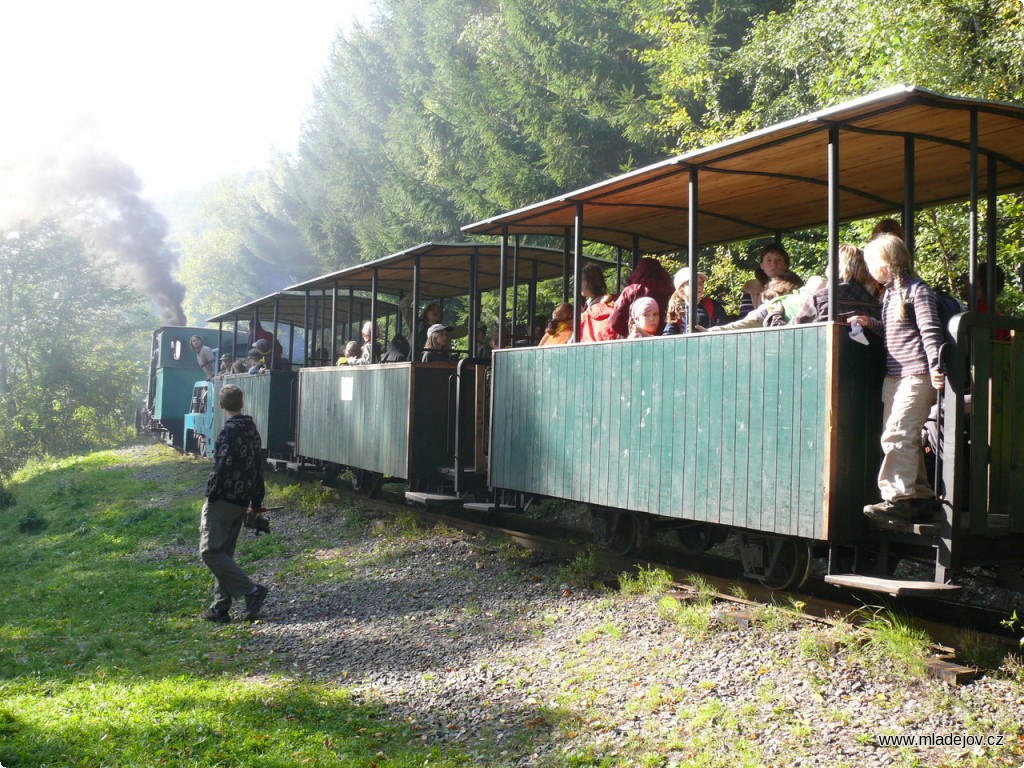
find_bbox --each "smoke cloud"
[0,139,188,325]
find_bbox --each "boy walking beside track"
[199,385,269,623]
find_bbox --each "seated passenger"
[380,334,411,363]
[218,353,232,375]
[791,244,880,324]
[422,323,454,362]
[473,325,493,362]
[400,297,468,355]
[514,315,548,346]
[710,271,806,331]
[662,270,728,334]
[357,321,382,364]
[608,257,675,338]
[627,297,660,339]
[578,263,618,342]
[870,217,905,241]
[337,340,363,366]
[231,359,248,374]
[740,242,793,316]
[539,303,574,346]
[247,320,288,369]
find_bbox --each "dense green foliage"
[0,222,153,477]
[170,0,1024,315]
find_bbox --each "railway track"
[340,487,1021,677]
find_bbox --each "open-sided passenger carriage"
[197,290,390,464]
[283,242,615,499]
[463,86,1024,595]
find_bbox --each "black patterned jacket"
[206,415,265,507]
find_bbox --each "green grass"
[0,444,471,768]
[618,566,672,596]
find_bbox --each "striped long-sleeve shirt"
[861,276,945,377]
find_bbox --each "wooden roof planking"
[461,86,1024,252]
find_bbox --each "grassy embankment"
[0,443,469,767]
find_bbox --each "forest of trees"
[2,0,1023,475]
[173,0,1024,312]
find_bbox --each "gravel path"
[240,501,1024,768]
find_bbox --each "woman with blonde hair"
[850,234,945,526]
[790,244,880,324]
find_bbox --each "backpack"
[903,283,962,373]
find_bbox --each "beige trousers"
[878,375,936,502]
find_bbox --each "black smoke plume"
[1,143,188,325]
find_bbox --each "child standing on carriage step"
[850,234,946,527]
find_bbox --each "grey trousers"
[199,498,256,610]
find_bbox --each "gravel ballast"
[238,500,1024,768]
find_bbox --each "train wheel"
[184,430,197,456]
[590,507,648,556]
[740,534,813,590]
[676,523,717,555]
[354,469,383,499]
[196,434,207,457]
[761,539,813,590]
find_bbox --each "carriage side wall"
[490,324,884,541]
[296,364,454,481]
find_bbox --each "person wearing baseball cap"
[422,323,454,362]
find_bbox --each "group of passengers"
[515,219,976,532]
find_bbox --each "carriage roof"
[461,85,1024,251]
[284,241,614,299]
[206,291,395,327]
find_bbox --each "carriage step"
[824,573,960,596]
[404,491,464,510]
[463,502,503,513]
[437,465,480,477]
[869,519,942,536]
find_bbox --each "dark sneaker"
[244,585,269,622]
[202,607,231,624]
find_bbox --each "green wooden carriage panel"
[296,364,454,481]
[212,371,298,456]
[490,325,885,541]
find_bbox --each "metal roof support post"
[572,203,584,341]
[217,323,225,366]
[631,234,640,272]
[253,307,261,363]
[370,268,379,361]
[309,294,316,361]
[469,249,480,357]
[686,168,699,333]
[322,290,330,361]
[497,229,509,349]
[511,235,521,341]
[288,322,295,366]
[562,229,571,304]
[827,126,840,322]
[270,300,280,370]
[331,282,338,357]
[232,315,240,364]
[986,157,998,314]
[412,255,421,356]
[528,261,538,338]
[346,288,354,342]
[903,136,916,258]
[303,292,310,365]
[616,248,623,293]
[968,109,979,308]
